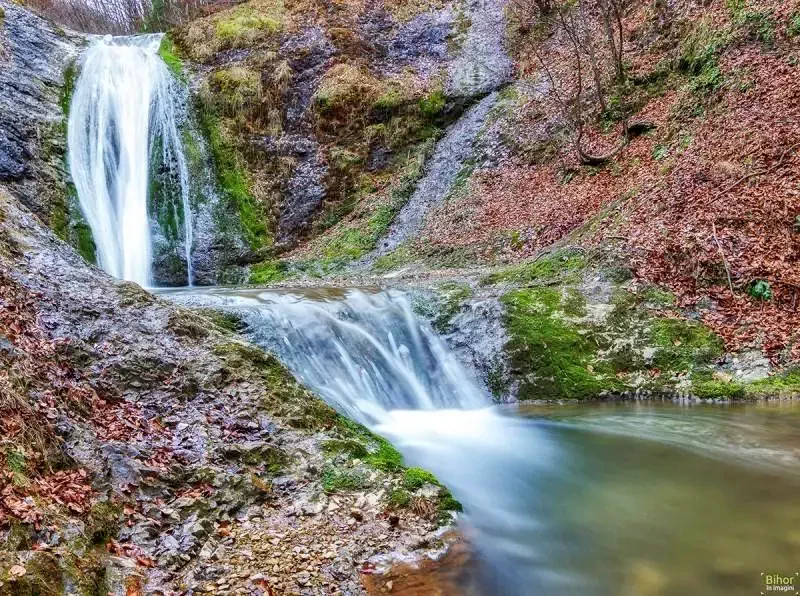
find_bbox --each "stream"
[162,286,800,596]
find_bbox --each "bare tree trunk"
[578,0,608,113]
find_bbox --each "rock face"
[176,0,513,260]
[371,92,500,259]
[446,0,513,97]
[0,0,83,220]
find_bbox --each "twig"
[709,143,800,204]
[711,221,734,295]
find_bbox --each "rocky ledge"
[0,189,461,594]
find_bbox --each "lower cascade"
[67,34,193,286]
[164,287,800,594]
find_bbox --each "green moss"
[61,546,107,596]
[649,318,724,372]
[640,286,676,307]
[372,243,415,273]
[195,308,246,333]
[215,5,282,47]
[373,89,407,113]
[482,249,586,286]
[214,340,274,368]
[437,490,463,512]
[199,110,270,250]
[4,523,31,551]
[0,552,62,595]
[322,439,369,458]
[242,444,287,472]
[389,488,411,508]
[403,467,439,490]
[60,61,77,117]
[321,466,368,493]
[561,287,588,317]
[51,186,97,264]
[86,501,122,544]
[691,373,746,399]
[249,260,287,285]
[418,89,446,119]
[73,222,97,264]
[335,418,404,472]
[116,281,156,306]
[502,287,621,400]
[745,367,800,396]
[158,34,184,79]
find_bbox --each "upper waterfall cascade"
[67,34,193,286]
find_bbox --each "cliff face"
[172,0,512,271]
[0,0,84,240]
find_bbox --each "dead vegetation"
[419,0,800,362]
[24,0,231,34]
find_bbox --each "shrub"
[747,279,772,300]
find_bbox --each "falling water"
[67,34,193,286]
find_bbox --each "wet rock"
[105,556,145,596]
[444,294,515,401]
[0,0,83,218]
[388,10,454,65]
[447,0,513,97]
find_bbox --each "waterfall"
[67,34,193,287]
[167,287,488,423]
[162,286,554,591]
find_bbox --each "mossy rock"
[116,282,156,306]
[321,465,369,493]
[502,287,622,400]
[691,373,745,399]
[222,442,288,472]
[194,308,247,334]
[403,467,439,490]
[86,501,122,545]
[0,552,63,596]
[649,317,724,372]
[482,249,586,286]
[168,309,213,339]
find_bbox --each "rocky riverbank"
[0,189,461,593]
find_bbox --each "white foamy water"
[68,34,192,286]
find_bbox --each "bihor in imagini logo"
[762,571,800,593]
